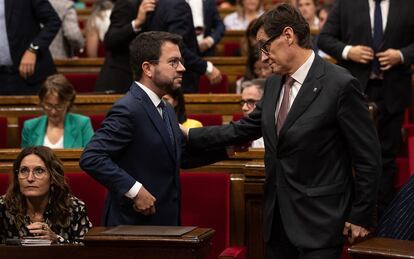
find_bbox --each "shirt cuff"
[131,20,142,33]
[205,61,213,74]
[398,50,405,63]
[125,181,142,199]
[342,45,352,60]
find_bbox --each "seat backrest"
[232,112,244,122]
[89,114,106,131]
[224,42,241,57]
[199,74,229,93]
[18,115,38,146]
[187,114,223,126]
[65,172,107,226]
[65,73,98,93]
[0,173,11,195]
[180,172,230,259]
[0,117,8,148]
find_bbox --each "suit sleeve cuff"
[131,20,142,33]
[342,45,352,60]
[398,50,405,63]
[125,181,142,199]
[205,61,213,74]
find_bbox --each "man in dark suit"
[183,4,381,258]
[318,0,414,216]
[80,31,227,226]
[95,0,222,93]
[0,0,60,95]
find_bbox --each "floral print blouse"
[0,195,92,244]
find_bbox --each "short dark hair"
[129,31,182,81]
[252,3,312,49]
[38,74,76,111]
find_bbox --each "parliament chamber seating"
[199,74,229,93]
[65,73,98,93]
[224,42,241,57]
[188,113,223,126]
[0,117,8,148]
[89,114,106,131]
[180,172,246,259]
[0,173,10,195]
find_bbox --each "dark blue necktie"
[158,101,175,147]
[372,0,383,75]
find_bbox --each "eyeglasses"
[17,166,48,179]
[259,34,280,56]
[149,57,185,69]
[240,99,260,108]
[42,103,67,111]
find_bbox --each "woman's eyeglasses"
[42,103,66,111]
[17,166,48,179]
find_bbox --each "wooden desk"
[348,237,414,259]
[0,227,215,259]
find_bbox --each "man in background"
[0,0,60,95]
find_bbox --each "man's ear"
[142,62,153,78]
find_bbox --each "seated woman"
[163,88,203,129]
[223,0,263,30]
[21,74,94,148]
[0,146,92,244]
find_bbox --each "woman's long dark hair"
[4,146,72,230]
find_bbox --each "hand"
[377,48,403,70]
[347,45,374,64]
[134,0,157,28]
[133,186,156,216]
[19,50,37,79]
[179,124,189,140]
[198,37,213,53]
[26,222,58,243]
[206,66,222,85]
[343,222,370,244]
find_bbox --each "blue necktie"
[158,101,175,147]
[372,0,383,76]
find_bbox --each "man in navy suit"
[80,31,227,226]
[95,0,222,93]
[318,0,414,217]
[0,0,60,95]
[183,5,380,258]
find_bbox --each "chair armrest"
[219,246,247,259]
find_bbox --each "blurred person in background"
[21,74,94,148]
[297,0,319,30]
[224,0,264,30]
[0,146,92,244]
[49,0,85,58]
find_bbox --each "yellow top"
[182,118,203,129]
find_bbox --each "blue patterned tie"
[372,0,383,76]
[158,101,175,147]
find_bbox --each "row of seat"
[0,171,246,259]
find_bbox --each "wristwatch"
[28,43,39,54]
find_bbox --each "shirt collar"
[135,81,163,107]
[291,51,315,85]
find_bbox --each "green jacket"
[21,113,94,148]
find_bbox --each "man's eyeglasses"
[149,57,185,69]
[17,166,48,179]
[240,99,260,108]
[42,103,66,111]
[259,34,279,56]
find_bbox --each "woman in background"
[163,88,203,129]
[21,74,94,148]
[223,0,263,30]
[0,146,92,244]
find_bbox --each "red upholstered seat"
[0,117,8,148]
[395,157,410,189]
[223,42,241,57]
[232,112,244,122]
[65,73,98,93]
[0,173,11,195]
[65,172,107,226]
[199,74,229,93]
[89,114,106,131]
[180,172,246,259]
[188,114,223,126]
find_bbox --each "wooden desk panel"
[348,237,414,259]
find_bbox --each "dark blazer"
[318,0,414,114]
[189,56,381,248]
[201,0,225,56]
[95,0,207,93]
[80,83,227,226]
[4,0,60,86]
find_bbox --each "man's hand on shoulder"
[343,221,370,244]
[133,185,156,216]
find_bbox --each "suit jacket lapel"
[279,56,325,137]
[132,85,175,161]
[382,0,398,46]
[360,0,373,45]
[4,0,13,26]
